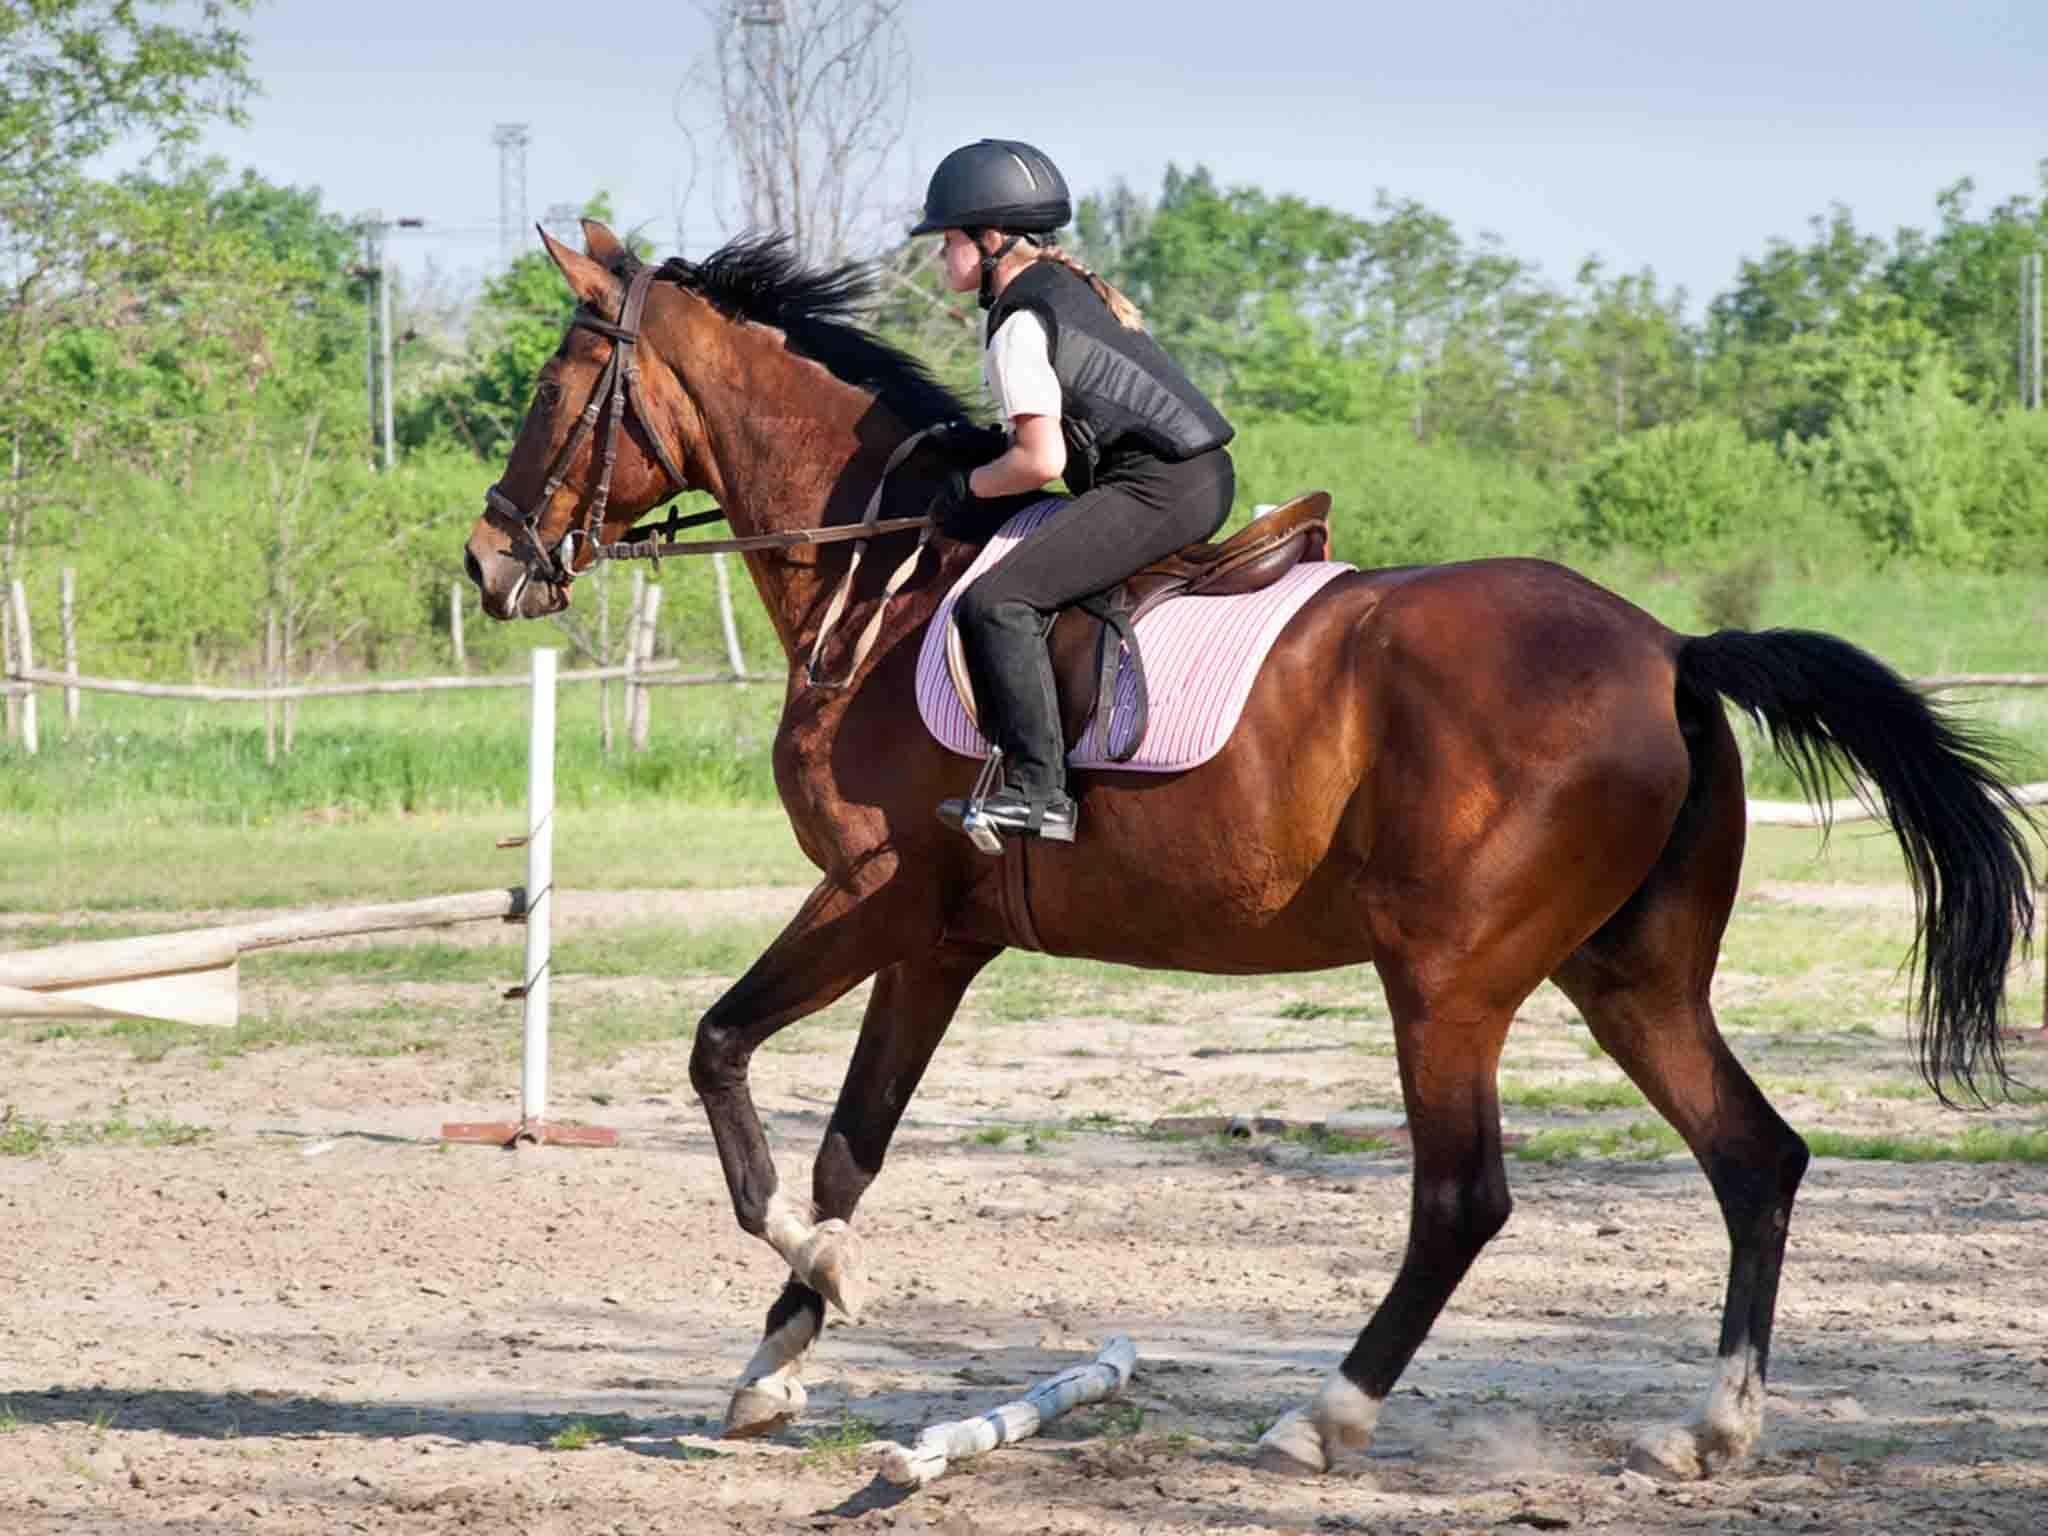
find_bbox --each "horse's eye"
[534,382,562,410]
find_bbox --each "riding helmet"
[909,140,1072,236]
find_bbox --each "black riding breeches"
[953,447,1236,797]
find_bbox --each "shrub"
[1571,416,1792,557]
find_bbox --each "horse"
[462,220,2036,1479]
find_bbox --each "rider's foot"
[936,785,1079,846]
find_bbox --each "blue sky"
[185,0,2048,311]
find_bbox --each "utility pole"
[493,123,531,270]
[355,212,428,470]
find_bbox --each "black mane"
[648,236,970,430]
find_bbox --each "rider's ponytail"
[1034,244,1144,331]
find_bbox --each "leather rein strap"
[479,265,949,688]
[482,265,691,587]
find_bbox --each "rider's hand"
[928,469,984,539]
[947,421,1010,465]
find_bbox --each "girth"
[946,490,1332,762]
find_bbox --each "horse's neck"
[695,370,964,671]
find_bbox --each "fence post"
[2,588,16,744]
[7,579,36,756]
[631,582,663,753]
[281,614,296,755]
[713,551,749,683]
[264,610,279,766]
[615,571,645,759]
[450,579,467,674]
[60,568,78,727]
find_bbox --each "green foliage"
[1232,418,1570,566]
[1572,416,1796,556]
[1789,365,1981,563]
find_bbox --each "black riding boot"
[937,599,1077,846]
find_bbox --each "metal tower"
[492,123,531,269]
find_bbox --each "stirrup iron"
[959,749,1006,856]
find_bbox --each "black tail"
[1679,628,2038,1104]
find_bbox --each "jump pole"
[443,648,616,1150]
[859,1337,1139,1487]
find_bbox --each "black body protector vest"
[984,262,1234,494]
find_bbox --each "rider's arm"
[969,414,1065,496]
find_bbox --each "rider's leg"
[948,449,1234,835]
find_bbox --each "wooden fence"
[3,568,770,760]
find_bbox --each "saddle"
[945,490,1332,761]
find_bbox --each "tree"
[1,0,258,582]
[677,0,911,265]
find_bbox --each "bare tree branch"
[681,0,911,266]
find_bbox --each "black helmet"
[909,139,1071,237]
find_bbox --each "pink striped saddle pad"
[914,499,1354,774]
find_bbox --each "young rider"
[915,138,1236,846]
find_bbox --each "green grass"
[1284,1126,1391,1156]
[0,803,815,912]
[0,1112,212,1156]
[542,1414,636,1451]
[797,1415,880,1466]
[1803,1128,2048,1164]
[0,683,786,824]
[1497,1076,1646,1112]
[1513,1119,1688,1162]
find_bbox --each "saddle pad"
[915,498,1355,774]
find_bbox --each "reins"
[482,267,953,689]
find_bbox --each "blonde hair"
[1035,243,1145,331]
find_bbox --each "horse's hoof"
[723,1373,807,1439]
[1626,1422,1705,1482]
[796,1219,867,1322]
[1253,1409,1328,1476]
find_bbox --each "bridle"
[481,265,692,589]
[478,261,963,687]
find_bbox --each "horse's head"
[463,220,700,620]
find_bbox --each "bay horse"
[462,221,2036,1479]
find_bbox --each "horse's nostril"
[463,547,483,588]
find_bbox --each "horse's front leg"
[723,940,1000,1437]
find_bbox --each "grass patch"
[543,1414,635,1451]
[1276,1001,1376,1021]
[1497,1076,1646,1112]
[1804,1128,2048,1164]
[1285,1126,1391,1156]
[798,1415,880,1466]
[1513,1119,1687,1162]
[0,1111,211,1156]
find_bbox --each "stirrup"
[957,750,1007,856]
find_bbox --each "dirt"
[3,888,2047,1534]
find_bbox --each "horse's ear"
[537,224,620,311]
[580,219,629,268]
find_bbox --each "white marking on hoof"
[762,1189,817,1269]
[722,1306,820,1440]
[1254,1407,1328,1475]
[723,1372,808,1439]
[1255,1373,1382,1477]
[1698,1345,1765,1471]
[793,1218,867,1321]
[1626,1422,1704,1482]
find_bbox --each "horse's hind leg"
[1551,755,1808,1479]
[723,940,999,1438]
[1257,976,1517,1475]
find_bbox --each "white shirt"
[982,310,1063,424]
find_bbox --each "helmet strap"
[973,231,1029,310]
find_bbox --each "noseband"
[482,265,691,588]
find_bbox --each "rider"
[916,139,1236,846]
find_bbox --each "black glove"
[927,468,982,539]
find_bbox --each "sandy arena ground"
[2,884,2046,1535]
